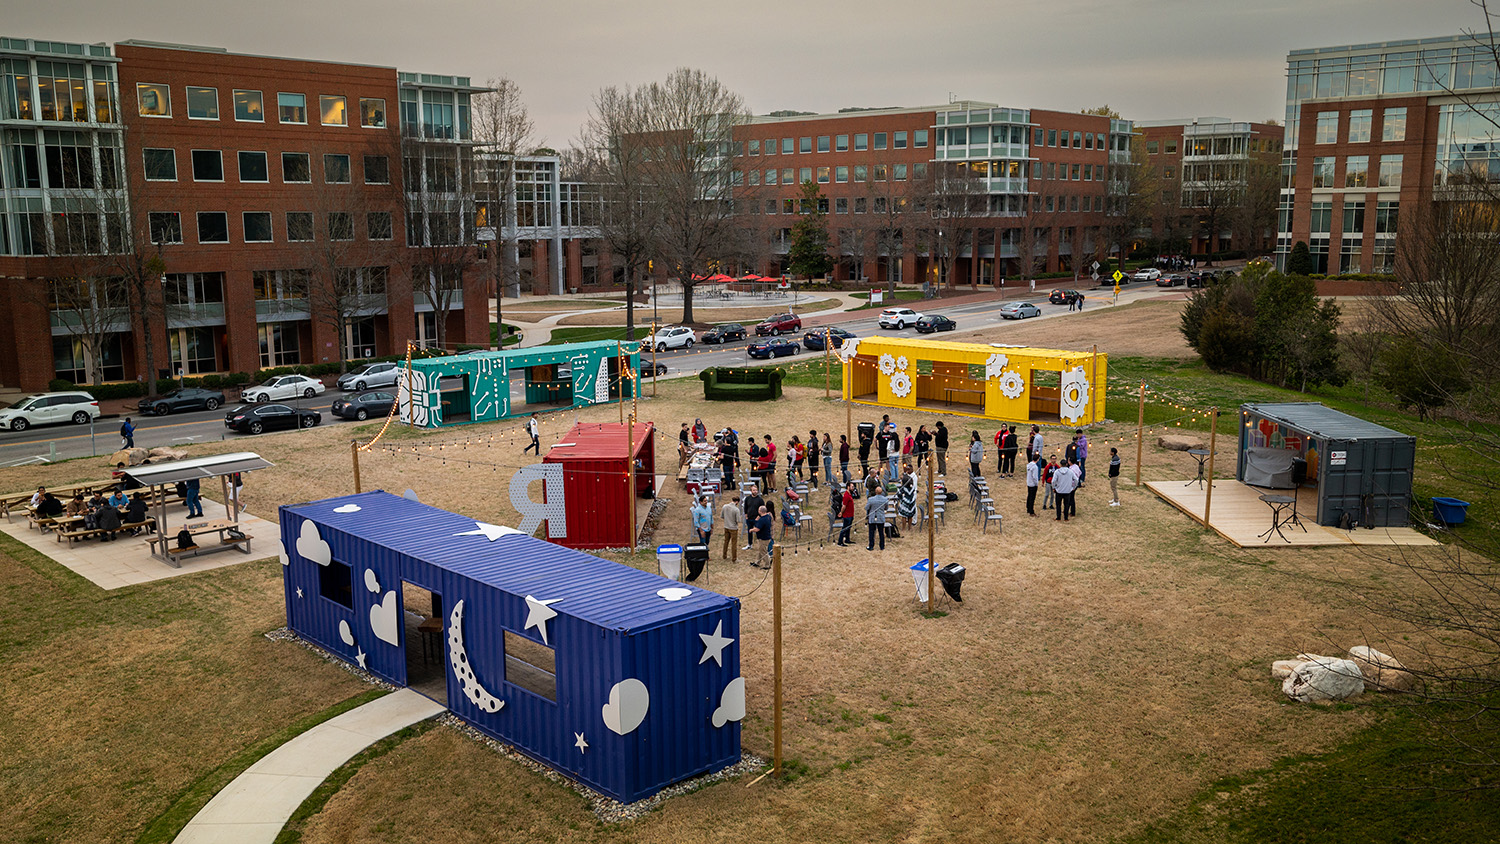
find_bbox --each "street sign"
[1111,270,1124,283]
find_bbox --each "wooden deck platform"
[1145,479,1438,548]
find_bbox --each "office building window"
[363,155,389,184]
[1383,107,1407,141]
[278,92,306,124]
[1345,155,1369,188]
[328,212,353,241]
[749,139,760,155]
[913,162,927,179]
[914,130,928,148]
[782,198,794,214]
[817,135,830,153]
[1046,196,1055,212]
[1343,199,1365,236]
[873,164,888,181]
[1071,163,1080,180]
[799,167,811,183]
[854,197,867,213]
[874,132,887,150]
[1378,154,1403,187]
[764,137,776,155]
[835,165,848,183]
[317,95,346,126]
[1340,237,1362,273]
[143,148,176,181]
[191,150,224,182]
[1311,156,1335,188]
[765,169,777,185]
[197,212,229,243]
[286,212,313,241]
[830,134,845,152]
[799,136,811,154]
[233,89,263,121]
[1031,161,1043,179]
[1310,201,1332,234]
[283,152,311,183]
[1164,139,1176,153]
[238,151,269,182]
[781,167,793,184]
[136,83,170,117]
[816,166,830,183]
[854,164,868,181]
[257,323,301,368]
[1084,132,1094,150]
[781,137,793,154]
[894,131,907,149]
[1147,140,1160,154]
[894,163,907,181]
[243,211,273,243]
[1348,109,1372,143]
[1033,128,1044,146]
[148,212,182,244]
[835,197,848,214]
[324,153,351,184]
[855,133,868,151]
[1315,111,1338,144]
[1070,196,1079,211]
[765,199,777,214]
[360,97,385,128]
[1072,131,1082,148]
[748,169,760,185]
[186,86,218,120]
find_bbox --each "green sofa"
[700,367,784,401]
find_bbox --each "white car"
[652,325,695,351]
[1131,268,1161,282]
[0,391,100,431]
[878,307,924,329]
[242,374,326,403]
[337,362,401,392]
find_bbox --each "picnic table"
[146,518,253,567]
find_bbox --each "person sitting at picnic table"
[66,493,89,517]
[30,486,48,508]
[94,499,123,541]
[107,488,128,508]
[37,493,65,519]
[124,493,149,531]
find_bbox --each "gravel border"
[264,627,397,691]
[634,496,671,549]
[440,714,765,823]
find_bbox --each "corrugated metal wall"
[1319,436,1415,527]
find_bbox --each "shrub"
[1376,338,1472,420]
[83,382,147,401]
[49,379,74,392]
[222,372,252,387]
[1196,307,1258,371]
[199,375,223,389]
[1286,241,1315,276]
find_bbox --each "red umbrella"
[708,273,735,283]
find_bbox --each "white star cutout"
[699,621,733,667]
[295,587,303,599]
[523,595,563,645]
[574,732,588,753]
[355,648,367,669]
[454,521,525,542]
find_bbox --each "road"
[0,282,1164,465]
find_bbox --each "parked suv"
[0,392,100,431]
[337,362,401,392]
[755,313,802,336]
[878,307,923,329]
[651,325,696,351]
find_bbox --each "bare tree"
[1103,137,1161,274]
[471,79,537,341]
[579,85,660,339]
[402,135,477,351]
[1231,146,1282,259]
[1382,198,1500,360]
[915,162,987,290]
[37,273,131,386]
[866,172,911,291]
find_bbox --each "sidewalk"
[173,688,445,844]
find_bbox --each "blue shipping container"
[280,490,742,803]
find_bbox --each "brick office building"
[1136,118,1282,256]
[730,102,1134,283]
[0,36,489,392]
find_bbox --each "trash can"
[656,543,683,581]
[1431,497,1470,526]
[683,543,710,582]
[937,563,966,602]
[910,559,930,603]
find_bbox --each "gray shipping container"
[1237,402,1416,528]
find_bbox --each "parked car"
[331,390,396,421]
[337,362,402,392]
[747,338,800,359]
[0,391,100,432]
[224,403,321,434]
[651,325,696,351]
[702,323,747,344]
[640,360,669,377]
[1131,268,1162,282]
[878,307,924,329]
[802,327,856,350]
[137,387,226,416]
[241,374,326,402]
[1048,289,1082,305]
[914,314,957,334]
[998,302,1042,320]
[755,313,803,336]
[1156,275,1187,287]
[1185,272,1209,288]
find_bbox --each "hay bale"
[1348,645,1415,692]
[1157,435,1206,452]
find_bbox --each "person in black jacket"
[95,501,122,540]
[124,493,149,528]
[934,421,949,476]
[37,493,65,518]
[741,486,764,550]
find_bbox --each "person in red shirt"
[838,485,855,546]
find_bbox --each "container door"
[1318,439,1358,527]
[1367,438,1414,527]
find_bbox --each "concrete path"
[173,689,445,844]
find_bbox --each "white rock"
[1282,657,1365,702]
[1271,659,1306,680]
[1348,645,1415,693]
[1157,435,1207,452]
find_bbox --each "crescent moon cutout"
[447,599,504,713]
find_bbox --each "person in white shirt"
[1028,425,1044,464]
[1052,458,1080,521]
[720,495,744,563]
[523,414,540,455]
[1025,456,1041,516]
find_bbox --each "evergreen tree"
[787,180,834,280]
[1286,240,1315,276]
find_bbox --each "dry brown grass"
[0,364,1447,843]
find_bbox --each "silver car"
[998,302,1042,320]
[337,362,402,391]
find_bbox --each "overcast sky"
[9,0,1484,144]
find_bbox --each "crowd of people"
[29,484,151,541]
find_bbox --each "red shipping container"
[544,422,656,549]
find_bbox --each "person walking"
[1025,453,1042,516]
[934,421,949,476]
[720,494,743,561]
[838,434,851,480]
[523,413,541,455]
[1075,429,1089,485]
[184,477,203,518]
[968,430,983,478]
[865,486,889,551]
[838,485,855,546]
[1029,277,1036,294]
[1052,457,1079,521]
[1077,292,1085,310]
[1108,448,1122,506]
[120,416,136,449]
[822,432,835,488]
[691,496,713,545]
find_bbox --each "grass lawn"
[542,326,645,345]
[2,298,1494,842]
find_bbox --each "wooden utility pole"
[351,441,362,493]
[1204,406,1219,526]
[772,543,783,777]
[926,456,936,614]
[1134,380,1146,487]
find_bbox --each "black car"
[914,314,956,334]
[702,323,747,344]
[640,360,669,377]
[1156,275,1187,287]
[224,404,321,434]
[747,338,799,359]
[1185,272,1209,288]
[802,327,856,350]
[1048,289,1082,305]
[137,387,226,416]
[331,390,396,421]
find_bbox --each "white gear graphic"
[878,353,897,375]
[889,371,912,398]
[1060,366,1091,423]
[985,352,1009,381]
[999,369,1025,399]
[895,355,909,372]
